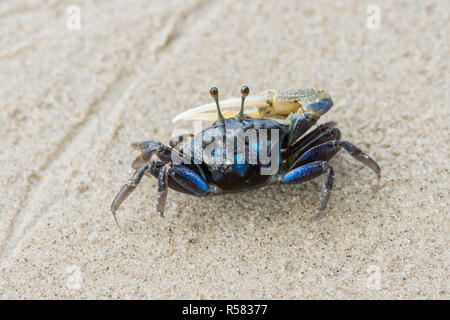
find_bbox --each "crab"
[111,86,380,225]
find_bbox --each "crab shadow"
[165,179,322,238]
[162,157,369,239]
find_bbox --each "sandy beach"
[0,0,448,299]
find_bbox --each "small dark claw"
[131,142,162,169]
[132,157,145,170]
[131,141,156,150]
[132,147,158,169]
[168,165,208,196]
[282,161,329,184]
[289,140,381,178]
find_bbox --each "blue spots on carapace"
[250,141,259,155]
[232,154,248,177]
[210,147,222,159]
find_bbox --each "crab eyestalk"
[210,87,224,124]
[237,85,249,121]
[172,87,333,123]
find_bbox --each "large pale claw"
[172,88,333,123]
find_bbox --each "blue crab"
[111,86,380,225]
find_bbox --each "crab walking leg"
[282,161,334,216]
[292,128,341,164]
[284,122,336,155]
[315,166,334,217]
[338,141,381,177]
[282,161,330,184]
[284,125,341,165]
[157,164,169,217]
[283,122,336,156]
[111,163,150,226]
[145,160,209,196]
[289,140,381,177]
[156,164,209,216]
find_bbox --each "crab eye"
[237,85,250,121]
[240,85,249,97]
[209,87,218,98]
[209,87,224,123]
